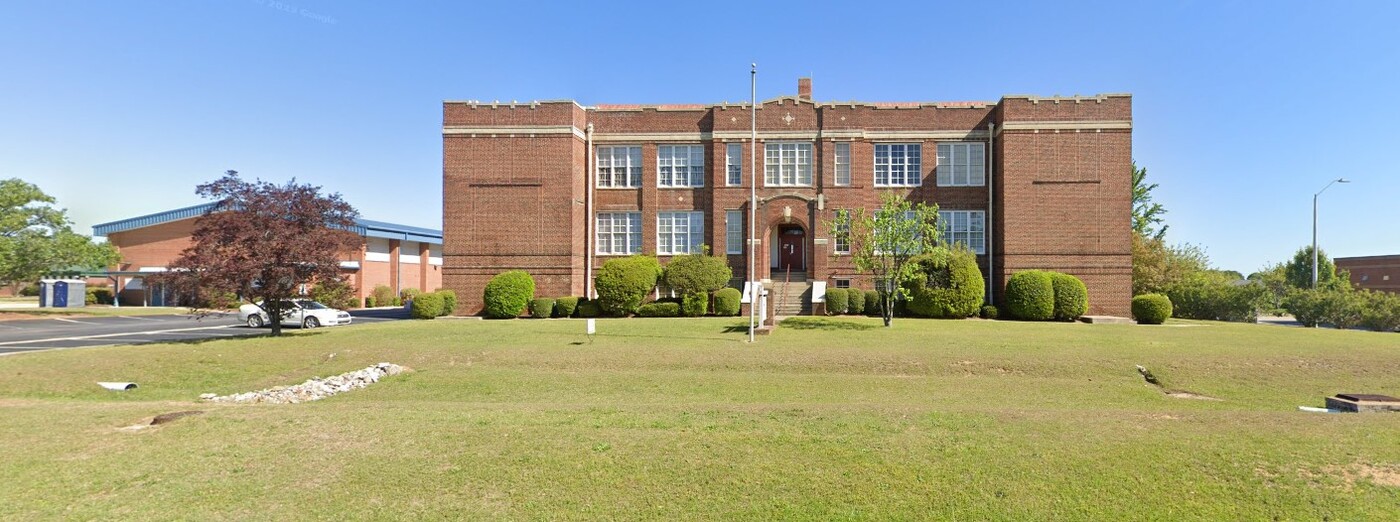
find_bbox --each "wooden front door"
[778,226,805,271]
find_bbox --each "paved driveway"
[0,308,408,355]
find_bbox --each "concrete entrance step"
[1079,315,1134,324]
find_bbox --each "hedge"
[1004,270,1055,321]
[1132,294,1172,324]
[865,290,882,317]
[663,252,732,295]
[437,290,457,316]
[19,284,39,297]
[410,292,446,319]
[554,296,580,318]
[713,288,742,316]
[1050,272,1089,321]
[400,287,421,303]
[1165,275,1265,323]
[483,270,535,318]
[370,285,399,307]
[576,299,601,318]
[905,248,985,319]
[637,301,680,317]
[980,305,999,319]
[529,297,556,319]
[85,287,115,305]
[595,255,662,316]
[847,288,865,315]
[310,280,358,310]
[825,288,848,316]
[1360,290,1400,332]
[681,291,708,317]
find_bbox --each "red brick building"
[442,79,1133,316]
[93,203,442,306]
[1336,255,1400,294]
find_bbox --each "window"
[832,209,850,254]
[938,210,986,254]
[726,143,742,186]
[658,145,704,187]
[597,146,641,188]
[834,279,851,289]
[834,142,851,186]
[596,212,641,255]
[936,142,986,186]
[874,143,922,187]
[764,142,813,186]
[725,210,743,254]
[657,211,704,255]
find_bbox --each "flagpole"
[748,63,757,343]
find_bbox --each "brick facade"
[443,80,1133,315]
[1336,255,1400,294]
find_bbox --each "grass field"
[1,316,1397,520]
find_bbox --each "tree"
[1283,245,1346,290]
[153,171,360,336]
[0,178,119,290]
[1131,234,1209,296]
[831,192,940,327]
[1131,162,1168,240]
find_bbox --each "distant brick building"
[1336,255,1400,294]
[93,203,442,306]
[442,78,1133,315]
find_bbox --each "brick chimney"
[797,77,812,100]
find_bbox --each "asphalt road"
[0,308,408,355]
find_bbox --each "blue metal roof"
[92,203,442,245]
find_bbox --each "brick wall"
[1336,255,1400,294]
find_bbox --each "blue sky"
[2,0,1396,274]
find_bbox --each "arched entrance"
[774,224,806,272]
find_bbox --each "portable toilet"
[38,279,52,307]
[41,279,86,308]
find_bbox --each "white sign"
[586,319,596,335]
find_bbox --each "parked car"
[239,299,352,329]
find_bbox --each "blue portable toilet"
[38,280,50,307]
[39,279,86,308]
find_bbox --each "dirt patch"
[1322,463,1400,489]
[151,410,204,425]
[1165,390,1222,401]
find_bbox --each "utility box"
[38,279,86,308]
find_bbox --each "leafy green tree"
[1282,245,1346,290]
[830,192,940,327]
[1131,234,1209,296]
[1131,162,1168,240]
[0,178,119,290]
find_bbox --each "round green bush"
[1004,270,1055,321]
[865,290,882,317]
[637,301,680,317]
[576,299,601,318]
[825,288,848,316]
[483,270,535,318]
[713,288,742,316]
[663,253,733,295]
[554,296,580,318]
[410,292,445,319]
[529,297,556,319]
[436,289,457,317]
[905,248,986,318]
[1050,272,1089,321]
[1132,294,1173,324]
[400,287,421,303]
[980,305,999,319]
[681,291,708,317]
[847,287,865,315]
[595,256,662,316]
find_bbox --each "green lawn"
[1,317,1397,520]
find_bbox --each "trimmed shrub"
[595,255,662,316]
[663,252,733,296]
[364,296,375,308]
[637,301,680,317]
[85,288,98,305]
[554,296,580,318]
[400,287,421,303]
[1050,272,1089,321]
[1318,289,1365,330]
[865,290,882,317]
[437,290,457,317]
[19,284,40,297]
[825,288,848,316]
[1284,290,1325,328]
[980,305,999,319]
[681,291,708,317]
[311,279,358,310]
[410,292,445,319]
[1165,274,1266,323]
[713,288,742,316]
[847,288,865,315]
[1360,290,1400,332]
[529,297,556,319]
[576,299,601,318]
[370,285,399,308]
[905,247,986,319]
[1004,270,1055,321]
[483,270,535,319]
[1132,294,1173,324]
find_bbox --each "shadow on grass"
[779,317,877,331]
[130,329,330,346]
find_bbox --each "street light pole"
[1311,178,1349,289]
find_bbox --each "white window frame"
[936,142,986,187]
[764,142,813,187]
[596,212,642,255]
[658,145,705,188]
[657,211,705,255]
[938,210,986,255]
[726,143,742,186]
[725,210,743,254]
[832,209,851,254]
[874,143,922,187]
[596,146,642,188]
[833,142,851,186]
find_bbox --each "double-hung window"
[658,145,704,188]
[597,146,641,188]
[938,210,986,254]
[764,142,813,186]
[725,210,743,254]
[936,142,986,186]
[874,143,922,187]
[596,212,642,255]
[832,209,851,254]
[657,211,704,255]
[726,143,742,186]
[833,142,851,186]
